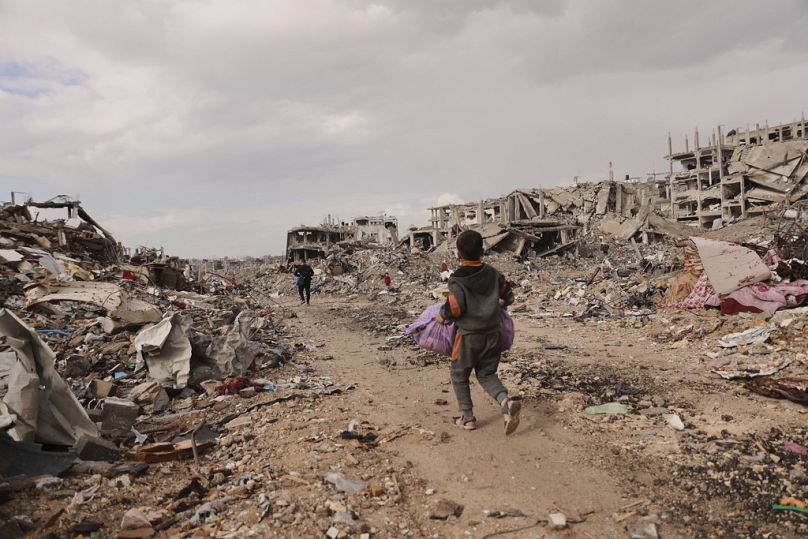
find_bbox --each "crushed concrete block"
[75,434,120,462]
[101,398,139,439]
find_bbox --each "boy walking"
[436,230,521,435]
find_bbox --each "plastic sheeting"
[0,309,98,446]
[135,313,193,389]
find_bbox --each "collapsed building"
[398,117,808,258]
[667,117,808,229]
[400,177,670,258]
[285,214,398,264]
[1,195,123,267]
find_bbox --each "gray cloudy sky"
[2,1,807,257]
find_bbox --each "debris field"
[2,122,808,538]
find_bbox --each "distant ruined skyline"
[2,1,807,257]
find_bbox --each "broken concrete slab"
[127,381,170,413]
[108,297,162,327]
[690,237,771,295]
[25,281,123,311]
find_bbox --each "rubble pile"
[0,197,318,536]
[1,199,475,538]
[3,174,808,536]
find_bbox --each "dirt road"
[278,293,807,539]
[284,297,654,538]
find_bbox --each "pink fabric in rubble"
[674,274,721,309]
[721,280,808,314]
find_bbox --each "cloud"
[435,193,464,206]
[2,1,808,256]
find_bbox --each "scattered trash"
[711,356,791,380]
[324,472,368,494]
[484,509,526,518]
[584,402,633,415]
[784,441,808,456]
[662,413,685,431]
[772,504,808,515]
[718,327,771,348]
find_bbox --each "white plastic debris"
[548,512,567,529]
[718,327,771,348]
[662,413,685,431]
[324,472,368,493]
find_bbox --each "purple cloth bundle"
[406,302,515,357]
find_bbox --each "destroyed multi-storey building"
[400,176,670,258]
[398,116,808,258]
[667,117,808,229]
[352,215,399,244]
[285,214,399,264]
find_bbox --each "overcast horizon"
[2,1,807,257]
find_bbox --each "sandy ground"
[6,286,807,539]
[276,292,808,539]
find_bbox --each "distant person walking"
[294,263,314,305]
[383,272,392,289]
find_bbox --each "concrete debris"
[127,381,170,413]
[3,120,808,537]
[74,433,120,462]
[429,498,464,520]
[100,397,140,439]
[324,471,368,494]
[548,512,568,529]
[691,237,771,295]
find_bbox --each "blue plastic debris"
[36,329,71,336]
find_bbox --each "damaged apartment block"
[400,174,669,258]
[667,117,808,229]
[286,115,808,268]
[286,214,399,265]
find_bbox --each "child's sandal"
[501,398,522,436]
[453,416,477,430]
